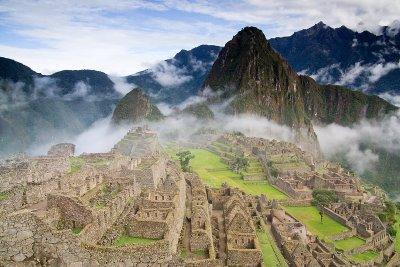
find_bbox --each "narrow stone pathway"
[213,210,227,265]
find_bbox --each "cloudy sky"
[1,0,399,75]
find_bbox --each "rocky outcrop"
[111,88,164,125]
[202,26,320,154]
[298,75,397,125]
[181,102,214,120]
[201,27,397,154]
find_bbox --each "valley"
[1,11,400,267]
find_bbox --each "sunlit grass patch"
[351,250,379,263]
[69,157,85,173]
[334,236,365,251]
[283,206,348,242]
[114,235,159,246]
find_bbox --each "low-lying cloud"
[108,75,133,96]
[315,111,400,173]
[0,76,125,111]
[151,61,192,87]
[28,115,130,156]
[304,60,400,91]
[378,93,400,107]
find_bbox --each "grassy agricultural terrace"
[283,206,349,242]
[170,147,287,200]
[114,235,159,247]
[283,206,380,263]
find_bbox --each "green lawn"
[257,229,287,267]
[72,227,82,235]
[0,192,8,201]
[334,236,365,251]
[395,215,400,252]
[351,250,379,263]
[69,157,85,174]
[114,235,159,247]
[283,206,348,242]
[188,149,287,200]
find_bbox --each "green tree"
[230,156,249,173]
[176,151,195,172]
[312,189,338,224]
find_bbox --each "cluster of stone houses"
[0,127,399,266]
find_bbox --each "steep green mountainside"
[0,57,41,89]
[203,27,313,129]
[112,88,163,125]
[0,57,124,156]
[298,76,397,125]
[0,98,115,155]
[181,102,214,120]
[50,70,118,97]
[203,27,396,126]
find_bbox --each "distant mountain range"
[126,45,221,104]
[270,21,400,96]
[0,57,125,155]
[127,21,400,104]
[2,20,400,156]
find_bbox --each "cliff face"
[298,76,397,125]
[202,27,320,154]
[202,26,397,155]
[112,88,163,125]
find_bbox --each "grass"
[0,192,8,201]
[257,229,287,267]
[395,215,400,252]
[269,154,309,172]
[333,236,365,251]
[187,149,287,200]
[192,250,207,256]
[72,227,82,235]
[351,250,379,263]
[114,235,159,247]
[94,203,106,209]
[69,157,85,174]
[179,248,188,258]
[283,206,348,242]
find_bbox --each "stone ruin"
[322,200,396,264]
[0,126,399,267]
[269,202,348,266]
[47,143,75,157]
[0,126,187,266]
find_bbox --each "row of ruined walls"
[189,187,214,253]
[0,156,69,193]
[0,208,175,266]
[79,185,136,244]
[47,194,94,229]
[1,164,107,214]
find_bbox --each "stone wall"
[47,143,75,157]
[226,246,262,267]
[321,206,353,228]
[386,252,400,267]
[47,194,94,229]
[81,239,172,265]
[79,186,135,244]
[26,156,69,184]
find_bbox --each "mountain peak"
[111,88,163,124]
[315,21,327,27]
[202,26,293,95]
